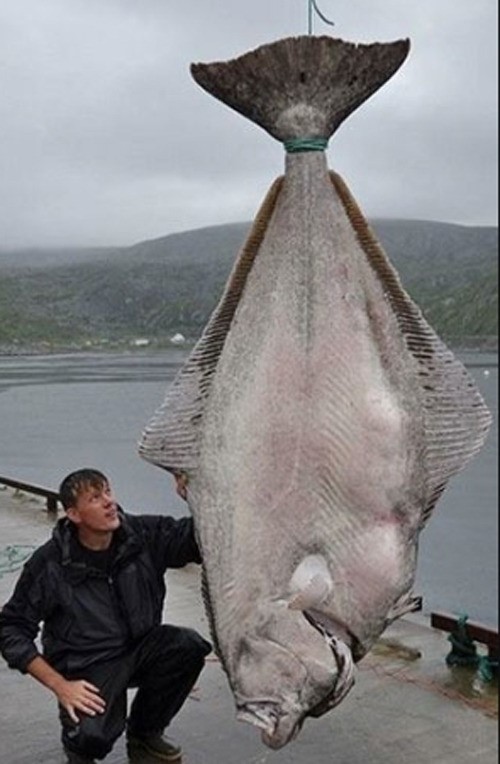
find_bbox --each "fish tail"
[191,36,409,145]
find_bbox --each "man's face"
[67,481,121,534]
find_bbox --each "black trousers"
[60,624,212,760]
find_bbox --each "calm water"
[0,349,497,625]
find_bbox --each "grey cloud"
[0,0,497,248]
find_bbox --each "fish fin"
[386,591,423,625]
[200,565,228,672]
[287,574,331,611]
[331,171,492,528]
[191,36,409,143]
[138,175,284,472]
[288,554,333,610]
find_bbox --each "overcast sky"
[0,0,498,249]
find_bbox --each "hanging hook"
[308,0,335,35]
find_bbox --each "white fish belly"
[189,154,425,653]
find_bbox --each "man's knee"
[61,702,126,761]
[155,624,211,663]
[63,725,114,760]
[181,627,212,664]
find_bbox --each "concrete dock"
[0,485,497,764]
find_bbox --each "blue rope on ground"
[0,544,35,579]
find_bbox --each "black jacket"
[0,510,201,675]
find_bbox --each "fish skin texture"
[139,36,492,748]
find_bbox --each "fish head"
[233,610,355,748]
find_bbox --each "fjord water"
[0,350,497,626]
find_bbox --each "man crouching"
[0,468,211,763]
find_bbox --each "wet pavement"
[0,485,497,764]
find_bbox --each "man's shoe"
[64,749,96,764]
[127,733,182,762]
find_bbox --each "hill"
[0,219,497,352]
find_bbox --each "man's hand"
[55,678,106,723]
[174,472,189,501]
[26,655,106,724]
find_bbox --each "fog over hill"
[0,218,497,352]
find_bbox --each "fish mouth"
[235,621,355,748]
[236,700,279,732]
[304,611,356,717]
[236,701,300,750]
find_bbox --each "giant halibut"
[139,36,492,748]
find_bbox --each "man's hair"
[59,468,109,511]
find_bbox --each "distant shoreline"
[0,340,195,358]
[0,337,497,359]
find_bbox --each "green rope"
[284,137,329,153]
[477,654,498,683]
[445,613,498,684]
[0,544,35,579]
[446,614,477,666]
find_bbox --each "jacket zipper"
[107,572,133,640]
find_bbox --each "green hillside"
[0,219,497,352]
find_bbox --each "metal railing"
[431,611,499,660]
[0,476,60,515]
